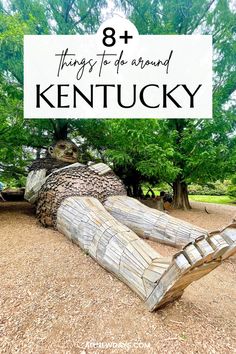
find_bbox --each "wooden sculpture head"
[48,140,78,163]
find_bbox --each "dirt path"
[174,201,236,231]
[0,202,235,354]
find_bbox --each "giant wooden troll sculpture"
[25,140,236,311]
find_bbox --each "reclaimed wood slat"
[104,196,208,247]
[56,195,236,311]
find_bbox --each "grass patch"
[189,195,236,205]
[143,187,236,205]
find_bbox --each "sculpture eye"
[72,147,77,152]
[59,144,65,149]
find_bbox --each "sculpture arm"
[25,169,47,204]
[88,162,112,176]
[25,163,86,204]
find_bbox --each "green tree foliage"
[0,0,235,207]
[227,175,236,198]
[76,0,236,206]
[77,119,179,196]
[0,0,107,183]
[114,0,236,208]
[0,70,29,182]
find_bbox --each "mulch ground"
[0,201,235,354]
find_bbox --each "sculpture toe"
[145,231,235,311]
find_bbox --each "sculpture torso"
[25,140,126,227]
[36,164,126,227]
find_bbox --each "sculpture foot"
[56,196,236,311]
[213,223,236,260]
[146,231,235,311]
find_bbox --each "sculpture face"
[49,140,78,163]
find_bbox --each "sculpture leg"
[104,196,236,251]
[56,196,235,311]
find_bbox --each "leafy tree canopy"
[0,0,235,208]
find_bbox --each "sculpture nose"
[65,148,73,156]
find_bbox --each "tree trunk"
[173,178,191,210]
[126,181,143,198]
[50,120,68,140]
[36,148,41,159]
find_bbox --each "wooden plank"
[143,268,163,283]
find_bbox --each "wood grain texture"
[88,163,112,176]
[56,196,168,300]
[36,166,126,227]
[104,196,208,247]
[24,169,47,203]
[24,157,236,311]
[56,196,236,311]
